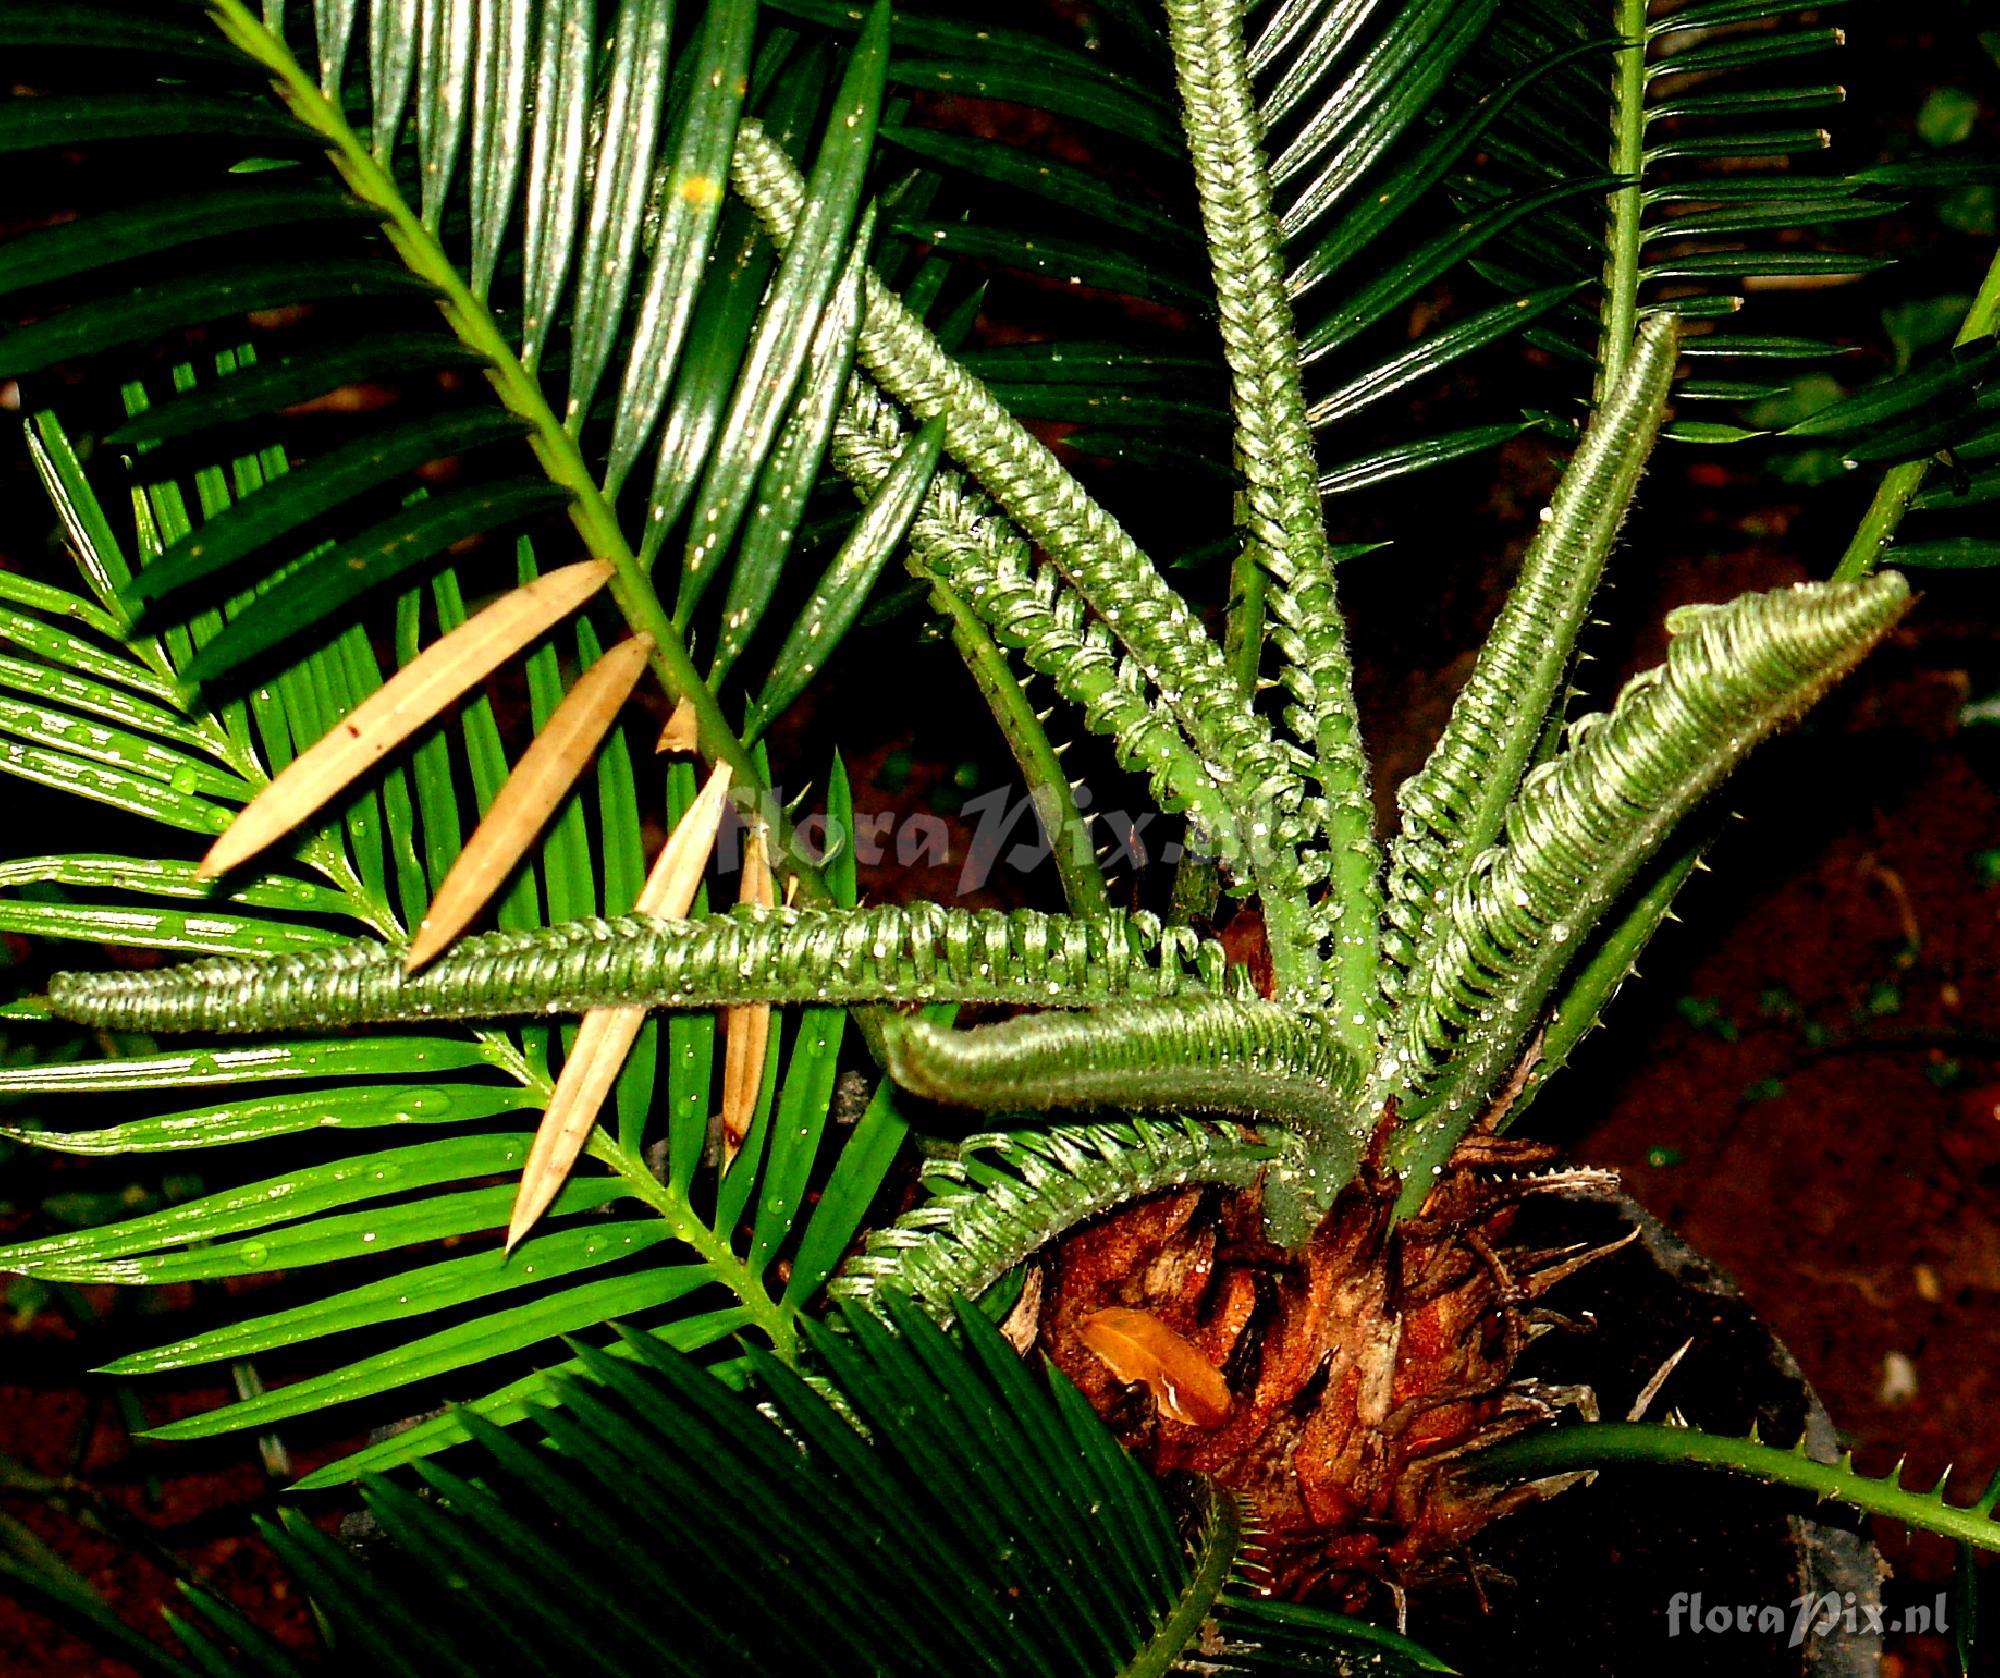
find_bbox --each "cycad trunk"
[1038,1129,1623,1605]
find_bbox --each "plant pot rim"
[1400,1182,1883,1677]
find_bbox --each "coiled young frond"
[1385,315,1680,989]
[46,905,1245,1035]
[830,1117,1282,1314]
[882,995,1362,1149]
[1392,572,1911,1184]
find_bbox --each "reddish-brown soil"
[1,1308,330,1674]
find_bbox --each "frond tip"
[728,117,1323,947]
[1160,0,1382,1028]
[1394,571,1911,1185]
[1387,315,1681,980]
[882,995,1362,1147]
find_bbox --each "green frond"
[153,1301,1439,1677]
[0,0,931,888]
[880,0,1625,494]
[1226,0,1909,487]
[1589,0,1897,418]
[825,357,1260,888]
[138,1259,720,1444]
[1255,0,1602,492]
[1162,0,1380,1030]
[16,407,392,931]
[0,378,915,1464]
[46,904,1244,1034]
[731,119,1258,778]
[744,412,944,738]
[0,1074,538,1158]
[1476,1419,2000,1556]
[1391,571,1910,1193]
[728,119,1331,953]
[830,1119,1282,1314]
[672,9,888,619]
[0,946,926,1471]
[921,570,1112,917]
[1385,313,1679,992]
[707,224,872,688]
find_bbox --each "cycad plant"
[2,0,1998,1666]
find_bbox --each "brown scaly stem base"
[1036,1129,1625,1608]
